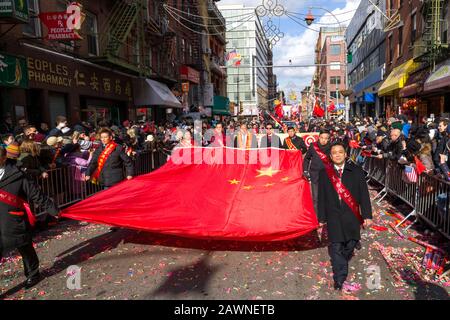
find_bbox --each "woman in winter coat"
[17,139,48,180]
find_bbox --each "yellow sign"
[26,57,132,98]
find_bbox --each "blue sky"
[218,0,361,96]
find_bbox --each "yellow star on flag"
[242,185,254,190]
[264,183,275,187]
[228,179,240,185]
[256,167,281,178]
[281,177,290,182]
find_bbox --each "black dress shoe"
[333,282,343,291]
[25,274,42,289]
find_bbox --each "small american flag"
[403,165,418,183]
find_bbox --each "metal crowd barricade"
[415,173,450,240]
[349,149,450,239]
[384,162,419,230]
[32,150,164,217]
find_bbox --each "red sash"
[0,189,36,227]
[285,137,297,150]
[313,143,364,226]
[92,142,118,185]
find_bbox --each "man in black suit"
[303,130,331,215]
[318,142,373,291]
[282,127,307,153]
[259,123,282,148]
[85,128,134,189]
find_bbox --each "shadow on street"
[148,254,220,298]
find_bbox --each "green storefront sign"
[213,96,231,116]
[0,52,28,88]
[0,0,29,23]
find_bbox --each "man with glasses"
[260,123,282,148]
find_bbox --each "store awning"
[378,59,419,96]
[399,68,430,98]
[424,59,450,92]
[213,96,231,116]
[133,78,182,108]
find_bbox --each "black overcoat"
[86,144,134,187]
[0,165,58,252]
[260,134,282,148]
[317,161,372,243]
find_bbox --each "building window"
[22,0,41,37]
[180,38,186,64]
[329,91,341,100]
[85,12,99,56]
[330,44,341,55]
[330,62,341,70]
[55,1,75,50]
[330,76,341,85]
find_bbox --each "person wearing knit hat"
[6,142,20,160]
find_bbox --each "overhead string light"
[284,12,321,33]
[163,4,255,21]
[163,6,256,36]
[163,5,255,30]
[287,8,357,17]
[286,11,354,25]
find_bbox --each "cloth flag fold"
[62,148,318,241]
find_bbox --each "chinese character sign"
[39,2,85,40]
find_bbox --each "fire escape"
[415,0,449,70]
[89,0,147,76]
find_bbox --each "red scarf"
[313,143,364,226]
[92,142,118,185]
[0,189,36,227]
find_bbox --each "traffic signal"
[239,102,244,114]
[347,51,353,64]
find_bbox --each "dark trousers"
[0,243,40,279]
[311,181,319,216]
[328,240,358,285]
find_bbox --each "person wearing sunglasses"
[259,123,282,148]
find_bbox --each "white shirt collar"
[334,163,345,171]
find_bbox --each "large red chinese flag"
[62,148,318,241]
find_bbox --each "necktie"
[338,169,343,178]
